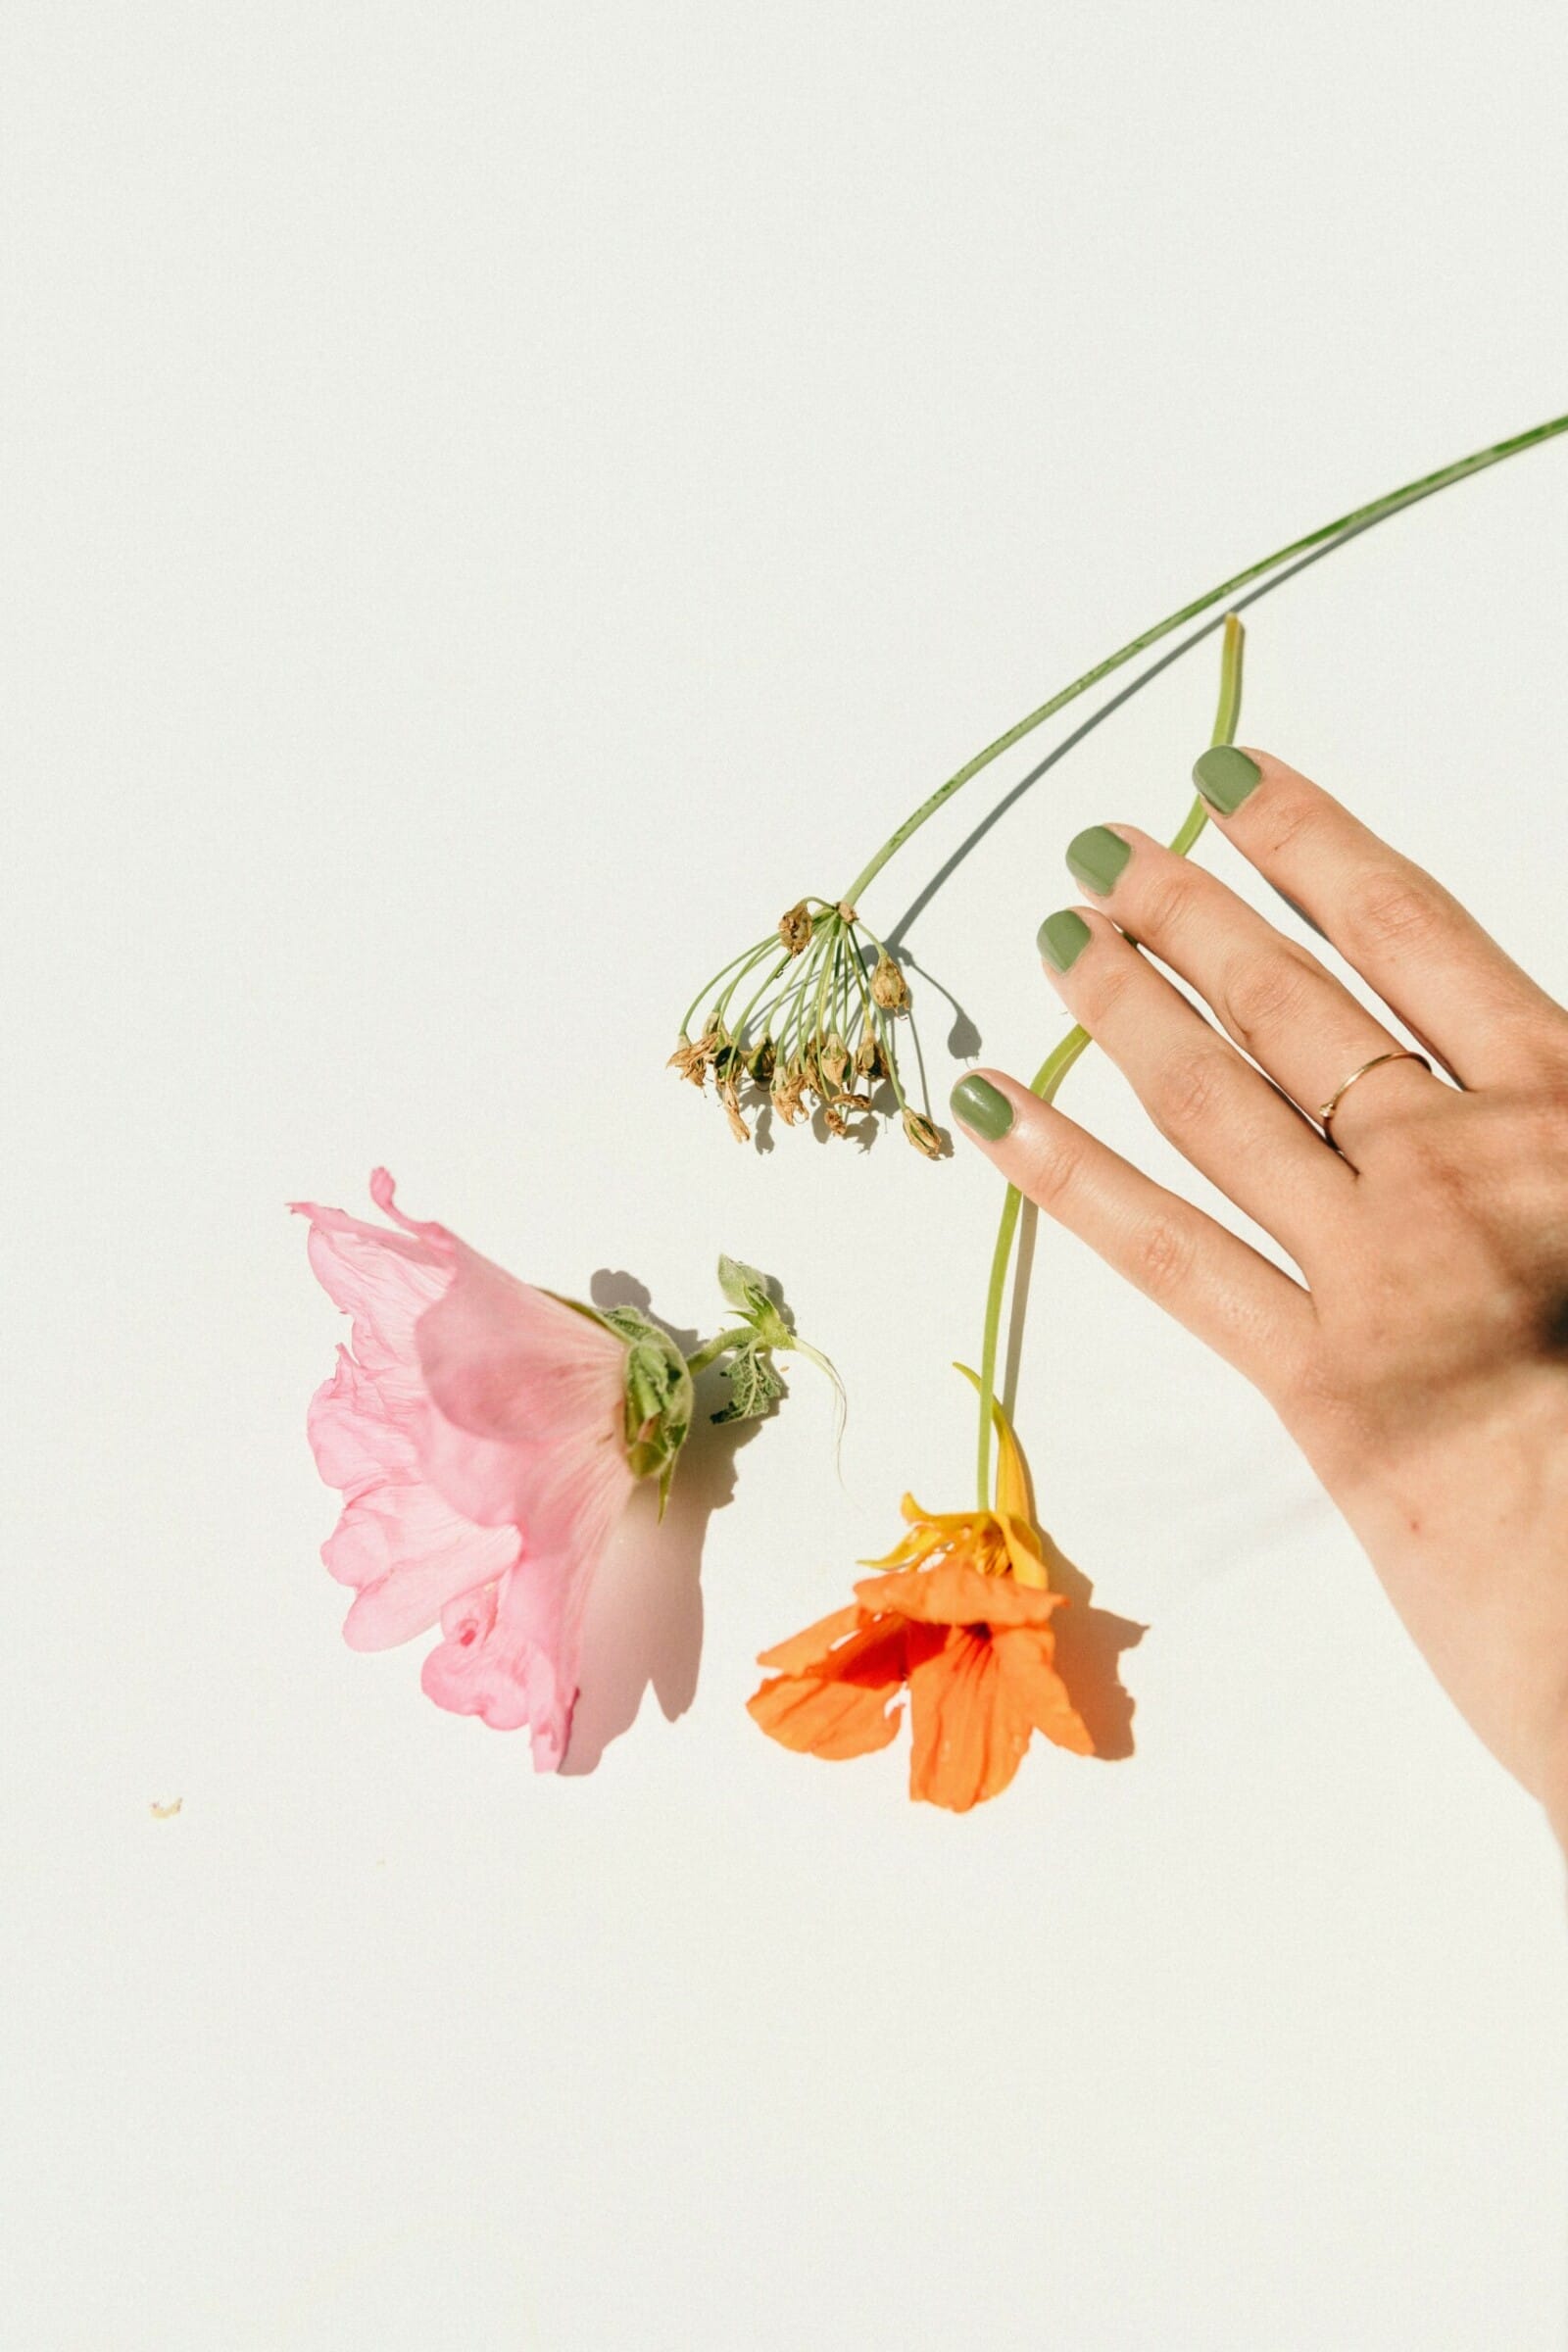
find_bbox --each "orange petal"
[991,1625,1096,1756]
[754,1601,865,1676]
[856,1560,1067,1628]
[906,1627,1033,1811]
[748,1621,908,1760]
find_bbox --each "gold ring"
[1318,1049,1432,1142]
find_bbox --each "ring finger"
[1060,821,1441,1159]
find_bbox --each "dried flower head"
[674,900,942,1152]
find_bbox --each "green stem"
[973,612,1245,1507]
[844,412,1566,910]
[685,1326,756,1379]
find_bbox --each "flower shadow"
[561,1272,763,1776]
[1036,1529,1147,1761]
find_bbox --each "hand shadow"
[560,1271,763,1776]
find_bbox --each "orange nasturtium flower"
[748,1379,1093,1811]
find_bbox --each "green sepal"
[598,1303,694,1507]
[715,1253,792,1353]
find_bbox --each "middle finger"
[1033,903,1351,1268]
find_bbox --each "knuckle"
[1077,951,1140,1025]
[1022,1122,1091,1213]
[1344,866,1446,958]
[1526,1054,1568,1123]
[1126,1208,1197,1298]
[1217,948,1318,1048]
[1250,781,1323,860]
[1149,1046,1230,1132]
[1136,868,1202,942]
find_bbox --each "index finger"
[1190,747,1567,1089]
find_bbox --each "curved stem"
[845,412,1566,910]
[973,612,1246,1507]
[685,1326,756,1379]
[680,940,771,1039]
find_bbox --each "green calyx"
[576,1255,844,1518]
[598,1304,694,1504]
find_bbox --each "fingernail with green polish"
[1192,745,1261,814]
[1066,824,1131,897]
[951,1073,1014,1140]
[1037,908,1092,972]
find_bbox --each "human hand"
[950,749,1568,1844]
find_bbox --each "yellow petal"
[997,1512,1051,1590]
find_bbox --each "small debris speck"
[150,1798,182,1820]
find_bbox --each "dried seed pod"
[902,1108,943,1158]
[869,954,910,1013]
[777,901,814,956]
[718,1077,751,1143]
[771,1062,808,1125]
[667,1029,721,1087]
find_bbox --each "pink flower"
[290,1170,639,1771]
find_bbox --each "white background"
[5,6,1567,2347]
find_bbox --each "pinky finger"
[951,1070,1312,1395]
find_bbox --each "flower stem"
[844,412,1566,911]
[685,1326,757,1379]
[972,612,1246,1508]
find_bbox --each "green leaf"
[710,1336,785,1427]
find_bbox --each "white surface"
[5,7,1567,2347]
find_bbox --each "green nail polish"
[951,1073,1014,1139]
[1192,745,1261,814]
[1037,908,1092,972]
[1065,824,1131,896]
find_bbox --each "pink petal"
[412,1240,631,1542]
[420,1449,633,1770]
[305,1347,519,1646]
[294,1173,639,1752]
